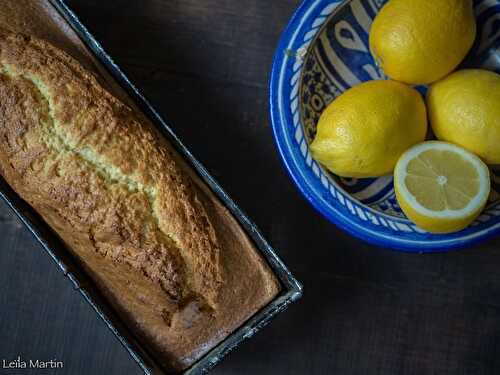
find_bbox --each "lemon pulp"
[394,142,490,233]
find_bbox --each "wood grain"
[1,0,500,374]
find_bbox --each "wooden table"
[1,1,500,374]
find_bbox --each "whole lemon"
[369,0,476,85]
[427,69,500,164]
[310,80,427,178]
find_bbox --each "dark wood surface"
[2,1,500,374]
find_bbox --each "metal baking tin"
[0,0,303,374]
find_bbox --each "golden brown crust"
[0,0,92,67]
[0,29,222,306]
[0,23,279,371]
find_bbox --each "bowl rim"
[269,0,500,252]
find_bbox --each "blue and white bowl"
[270,0,500,251]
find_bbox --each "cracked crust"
[0,29,222,307]
[0,25,279,371]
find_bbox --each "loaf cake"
[0,22,279,372]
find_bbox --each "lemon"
[310,80,427,178]
[394,141,490,233]
[369,0,476,85]
[427,69,500,165]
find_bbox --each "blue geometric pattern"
[270,0,500,251]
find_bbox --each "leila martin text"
[2,356,64,369]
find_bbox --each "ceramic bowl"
[270,0,500,251]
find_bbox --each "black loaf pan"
[0,1,303,374]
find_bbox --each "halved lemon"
[394,141,490,233]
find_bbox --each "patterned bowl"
[270,0,500,251]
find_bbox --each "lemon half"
[394,142,490,233]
